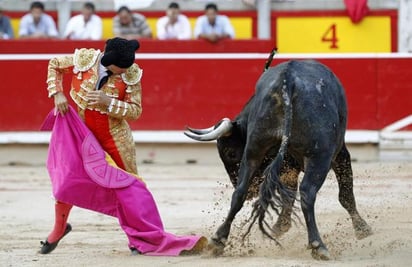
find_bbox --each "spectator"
[156,2,191,40]
[18,1,58,39]
[113,6,152,40]
[194,3,235,43]
[0,7,14,39]
[63,2,102,40]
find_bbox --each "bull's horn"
[184,118,233,141]
[186,125,216,135]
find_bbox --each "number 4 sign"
[276,16,391,53]
[321,24,338,49]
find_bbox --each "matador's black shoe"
[39,223,72,254]
[130,247,141,255]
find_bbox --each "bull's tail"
[244,72,293,245]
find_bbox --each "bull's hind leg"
[272,156,300,237]
[332,144,372,239]
[300,155,333,260]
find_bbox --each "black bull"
[185,59,373,260]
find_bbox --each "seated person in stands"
[113,6,152,40]
[194,3,234,43]
[18,1,58,39]
[63,2,102,40]
[156,2,191,40]
[0,7,14,39]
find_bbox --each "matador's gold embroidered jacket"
[46,48,142,174]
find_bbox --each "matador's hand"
[86,91,111,108]
[54,92,69,115]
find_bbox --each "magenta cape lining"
[41,107,202,256]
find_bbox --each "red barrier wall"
[0,40,411,131]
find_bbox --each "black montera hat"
[101,38,140,68]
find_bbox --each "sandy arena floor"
[0,150,411,267]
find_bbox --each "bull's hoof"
[354,221,373,240]
[272,217,292,238]
[352,215,373,240]
[206,236,226,257]
[307,241,330,261]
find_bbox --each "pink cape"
[41,107,202,256]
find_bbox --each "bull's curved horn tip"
[183,130,198,137]
[185,125,216,135]
[183,131,204,141]
[183,131,193,138]
[186,126,198,131]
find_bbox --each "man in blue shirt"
[19,1,58,39]
[194,3,235,43]
[0,7,14,39]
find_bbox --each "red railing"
[0,40,411,131]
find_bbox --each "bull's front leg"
[209,159,260,255]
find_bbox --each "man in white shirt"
[63,2,102,40]
[19,1,59,39]
[156,2,191,40]
[194,3,235,43]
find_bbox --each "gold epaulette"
[73,48,101,72]
[121,63,143,86]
